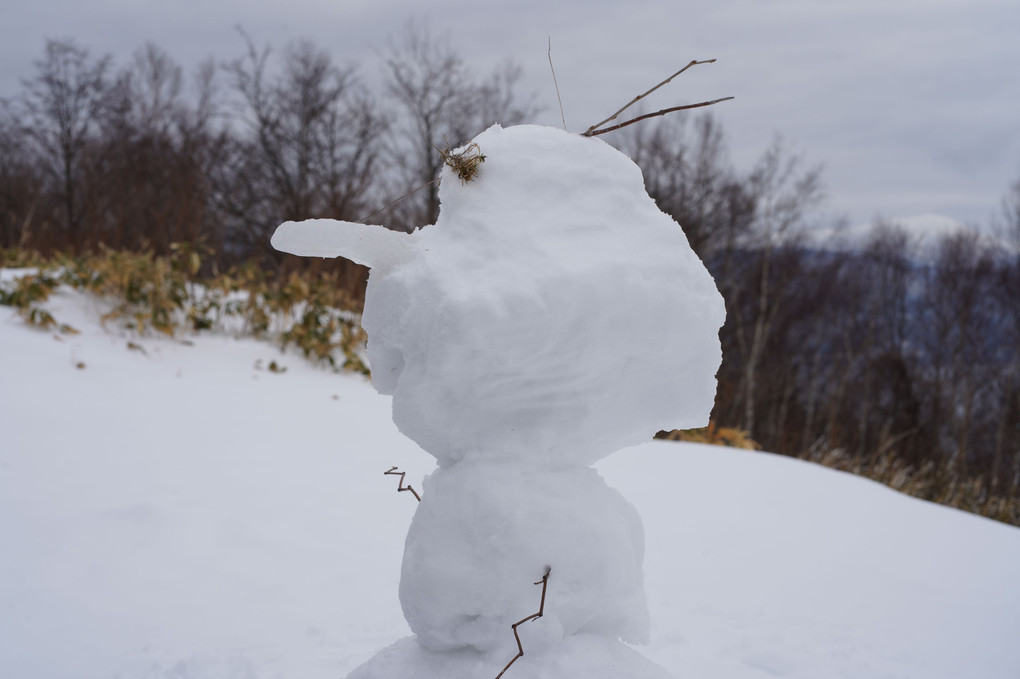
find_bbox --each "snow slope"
[2,285,1019,679]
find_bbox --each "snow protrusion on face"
[272,218,418,273]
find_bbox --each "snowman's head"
[273,124,725,467]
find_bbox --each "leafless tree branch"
[587,96,734,137]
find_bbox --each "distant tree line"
[0,26,536,268]
[621,115,1020,508]
[2,30,1018,513]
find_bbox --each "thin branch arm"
[588,96,735,137]
[582,59,717,136]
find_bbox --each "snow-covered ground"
[2,284,1019,679]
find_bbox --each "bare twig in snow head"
[495,567,552,679]
[548,37,567,131]
[582,58,733,137]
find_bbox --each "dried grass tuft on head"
[437,141,487,184]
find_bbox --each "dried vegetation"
[1,246,369,374]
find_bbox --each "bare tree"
[94,44,226,251]
[474,59,537,139]
[998,177,1020,255]
[920,231,1000,472]
[382,21,538,228]
[19,38,113,249]
[991,182,1020,490]
[218,34,385,256]
[853,224,918,460]
[620,118,821,445]
[121,42,221,142]
[616,114,748,257]
[0,100,43,248]
[128,42,186,138]
[729,138,824,433]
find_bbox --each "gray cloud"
[2,0,1018,228]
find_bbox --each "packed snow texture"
[400,463,648,653]
[273,124,726,468]
[1,283,1019,679]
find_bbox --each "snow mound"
[347,635,674,679]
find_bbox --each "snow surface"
[398,463,649,651]
[2,283,1020,679]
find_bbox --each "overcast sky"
[3,0,1018,230]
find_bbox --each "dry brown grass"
[657,421,761,450]
[1,246,368,374]
[799,446,1019,527]
[658,421,1018,527]
[437,141,486,184]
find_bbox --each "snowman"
[272,124,725,679]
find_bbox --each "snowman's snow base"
[346,635,675,679]
[400,464,650,653]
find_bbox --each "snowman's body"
[273,124,725,678]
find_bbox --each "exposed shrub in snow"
[0,246,369,373]
[802,445,1020,526]
[656,421,760,450]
